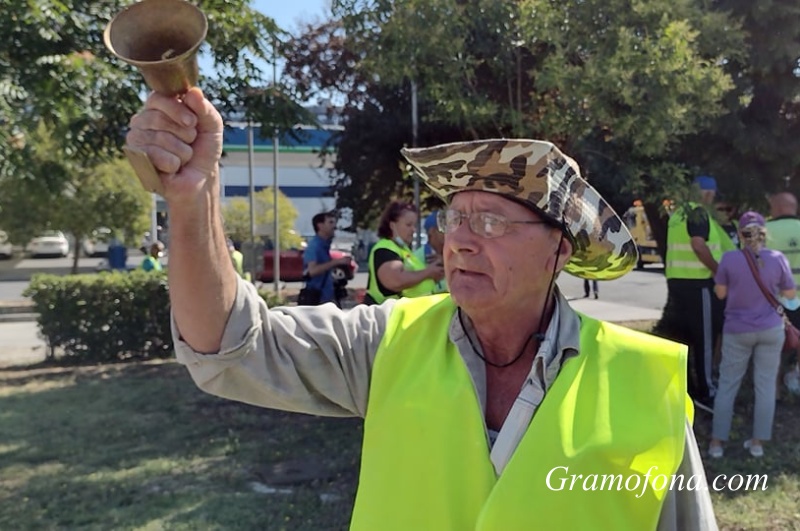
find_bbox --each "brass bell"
[104,0,207,96]
[104,0,208,194]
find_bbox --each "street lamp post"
[411,79,421,248]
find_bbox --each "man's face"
[443,191,571,314]
[714,201,734,223]
[700,189,716,206]
[318,216,337,238]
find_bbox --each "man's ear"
[555,235,573,271]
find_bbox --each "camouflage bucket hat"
[400,139,638,280]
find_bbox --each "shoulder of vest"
[385,294,451,326]
[578,313,687,355]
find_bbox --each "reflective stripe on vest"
[366,238,434,304]
[666,203,735,279]
[767,218,800,286]
[352,295,689,530]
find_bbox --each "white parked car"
[82,228,113,257]
[26,230,69,258]
[0,230,13,259]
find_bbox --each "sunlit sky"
[198,0,330,79]
[254,0,331,32]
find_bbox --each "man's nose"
[445,220,480,253]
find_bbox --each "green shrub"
[24,271,173,363]
[22,273,289,365]
[258,289,289,307]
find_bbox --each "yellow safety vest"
[767,217,800,286]
[231,250,244,278]
[141,255,162,272]
[352,295,690,530]
[666,202,735,279]
[366,238,435,304]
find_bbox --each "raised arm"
[126,88,236,353]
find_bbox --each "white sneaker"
[744,439,764,458]
[708,444,724,459]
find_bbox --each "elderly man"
[126,88,716,530]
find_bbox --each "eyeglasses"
[716,206,733,213]
[741,229,766,239]
[437,209,550,239]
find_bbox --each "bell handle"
[123,145,166,196]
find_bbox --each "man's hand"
[425,262,445,282]
[126,88,223,202]
[690,236,718,276]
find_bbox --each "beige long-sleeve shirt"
[174,278,718,530]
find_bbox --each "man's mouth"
[455,268,484,277]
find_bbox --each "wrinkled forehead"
[449,190,541,219]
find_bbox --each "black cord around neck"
[458,230,564,369]
[458,308,534,368]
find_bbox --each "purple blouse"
[715,248,795,334]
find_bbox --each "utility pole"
[411,79,420,248]
[272,37,281,295]
[247,121,257,281]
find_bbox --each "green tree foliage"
[679,0,800,202]
[286,0,741,227]
[0,123,151,272]
[1,0,309,237]
[221,189,303,249]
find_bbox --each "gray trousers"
[712,325,784,441]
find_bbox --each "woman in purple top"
[709,211,796,458]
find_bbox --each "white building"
[219,123,346,241]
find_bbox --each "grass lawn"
[0,361,362,530]
[2,332,799,529]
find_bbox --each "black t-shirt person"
[364,248,404,303]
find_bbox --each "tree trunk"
[71,237,81,275]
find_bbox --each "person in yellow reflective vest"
[661,175,735,414]
[413,210,448,294]
[364,201,445,304]
[227,238,244,278]
[128,87,717,530]
[766,191,800,393]
[141,241,164,272]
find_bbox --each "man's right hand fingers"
[129,108,198,145]
[126,127,194,170]
[140,91,197,129]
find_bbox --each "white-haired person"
[709,211,796,458]
[126,87,716,530]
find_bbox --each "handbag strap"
[741,249,784,314]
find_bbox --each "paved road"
[0,281,27,301]
[0,264,668,368]
[0,321,51,367]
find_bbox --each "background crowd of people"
[662,177,800,459]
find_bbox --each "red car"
[260,248,358,283]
